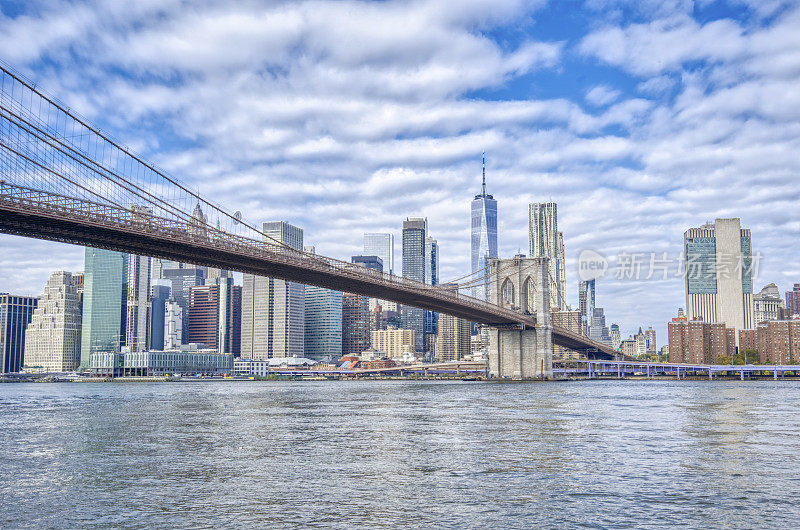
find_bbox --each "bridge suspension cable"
[0,63,299,253]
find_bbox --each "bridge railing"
[0,181,533,325]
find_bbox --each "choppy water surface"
[2,380,799,528]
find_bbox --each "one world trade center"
[470,154,498,300]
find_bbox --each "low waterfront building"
[360,358,396,370]
[234,357,317,376]
[89,345,232,376]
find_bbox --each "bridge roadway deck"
[0,182,616,358]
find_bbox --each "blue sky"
[2,0,800,343]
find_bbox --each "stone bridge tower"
[487,256,553,379]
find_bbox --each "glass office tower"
[80,248,128,370]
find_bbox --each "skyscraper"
[424,234,439,353]
[556,231,566,308]
[588,307,612,346]
[23,271,81,372]
[164,300,182,349]
[162,267,205,340]
[241,221,305,359]
[684,218,755,337]
[786,283,800,317]
[80,248,128,369]
[435,284,471,362]
[401,217,426,353]
[304,285,342,362]
[578,279,596,334]
[0,293,37,373]
[342,293,370,356]
[529,202,565,309]
[470,154,498,301]
[342,256,375,356]
[609,323,621,350]
[126,253,151,352]
[187,279,241,354]
[364,233,395,275]
[149,283,171,351]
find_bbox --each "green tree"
[716,355,732,365]
[733,348,758,365]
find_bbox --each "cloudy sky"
[1,0,800,342]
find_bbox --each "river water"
[1,380,799,528]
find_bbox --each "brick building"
[668,310,735,364]
[755,320,800,364]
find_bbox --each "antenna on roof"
[482,151,486,196]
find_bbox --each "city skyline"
[2,2,800,344]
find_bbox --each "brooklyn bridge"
[0,65,617,378]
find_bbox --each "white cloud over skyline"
[2,0,800,342]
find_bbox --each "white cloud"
[585,85,621,106]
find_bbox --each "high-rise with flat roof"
[684,218,754,339]
[424,234,439,353]
[0,293,37,373]
[529,202,565,309]
[342,293,370,356]
[187,279,242,354]
[23,271,81,372]
[80,248,127,369]
[364,233,394,275]
[470,154,498,301]
[126,253,151,352]
[786,283,800,317]
[351,255,383,272]
[164,300,182,349]
[371,328,415,359]
[668,310,735,364]
[578,279,596,334]
[304,285,342,362]
[149,283,171,351]
[241,221,305,359]
[435,284,471,362]
[401,217,426,352]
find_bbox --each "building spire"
[482,151,486,196]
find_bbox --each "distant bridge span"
[0,64,617,360]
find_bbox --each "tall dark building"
[0,294,38,373]
[343,256,377,356]
[342,293,370,356]
[401,217,426,353]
